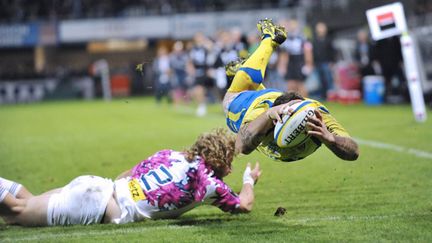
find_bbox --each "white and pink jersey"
[113,150,240,224]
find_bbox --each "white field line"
[2,212,431,242]
[355,138,432,160]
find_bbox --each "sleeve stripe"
[318,106,330,114]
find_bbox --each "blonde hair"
[184,128,237,178]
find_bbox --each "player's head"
[173,41,184,52]
[357,29,369,43]
[193,32,206,45]
[286,19,299,34]
[315,21,328,37]
[185,128,236,178]
[157,46,169,56]
[273,92,304,107]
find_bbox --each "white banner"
[60,17,171,42]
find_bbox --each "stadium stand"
[0,0,431,105]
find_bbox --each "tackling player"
[0,129,261,226]
[223,19,359,162]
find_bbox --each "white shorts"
[112,178,148,224]
[47,175,114,226]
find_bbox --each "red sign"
[377,12,396,30]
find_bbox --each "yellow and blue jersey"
[226,90,351,162]
[226,89,282,133]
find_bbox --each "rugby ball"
[274,100,316,148]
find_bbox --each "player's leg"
[227,19,286,93]
[1,176,117,226]
[193,84,207,117]
[298,81,308,97]
[0,177,32,199]
[287,80,308,97]
[46,175,115,226]
[4,194,51,226]
[0,184,50,226]
[15,187,33,199]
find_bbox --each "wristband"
[243,166,254,187]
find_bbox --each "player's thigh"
[16,194,51,226]
[228,71,259,92]
[40,188,62,196]
[102,195,121,224]
[287,80,298,90]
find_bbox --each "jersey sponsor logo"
[128,179,146,202]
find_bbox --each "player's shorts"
[226,89,281,133]
[47,175,114,226]
[285,55,306,81]
[111,178,148,224]
[194,75,215,88]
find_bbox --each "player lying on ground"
[0,129,261,226]
[223,19,359,162]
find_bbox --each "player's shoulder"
[152,149,175,158]
[147,149,190,166]
[305,98,331,114]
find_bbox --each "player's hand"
[266,99,302,124]
[250,162,262,184]
[306,110,335,145]
[243,162,262,186]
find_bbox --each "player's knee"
[1,204,27,225]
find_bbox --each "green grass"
[0,98,431,242]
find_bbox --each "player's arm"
[236,118,272,155]
[325,135,359,161]
[307,110,359,161]
[236,103,293,154]
[304,41,314,68]
[234,162,262,213]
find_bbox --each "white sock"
[0,177,22,197]
[0,186,8,203]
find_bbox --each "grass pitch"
[0,98,431,242]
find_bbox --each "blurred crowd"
[354,31,406,103]
[151,18,414,116]
[151,20,341,116]
[0,17,412,108]
[151,30,247,116]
